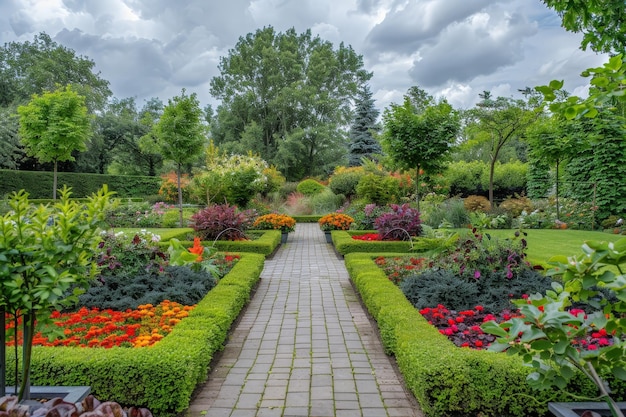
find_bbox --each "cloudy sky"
[0,0,609,112]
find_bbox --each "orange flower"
[189,237,204,261]
[318,213,354,231]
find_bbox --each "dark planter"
[6,386,91,412]
[281,232,288,244]
[324,231,332,244]
[549,401,626,417]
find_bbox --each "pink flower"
[474,270,481,279]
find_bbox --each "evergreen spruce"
[348,85,382,166]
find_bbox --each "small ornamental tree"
[17,85,91,199]
[154,89,206,226]
[0,185,112,401]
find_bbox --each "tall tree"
[381,87,460,210]
[0,106,24,169]
[17,85,91,199]
[465,94,539,206]
[153,89,206,226]
[210,26,371,180]
[348,85,382,166]
[0,32,111,110]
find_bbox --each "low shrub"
[355,173,400,205]
[499,195,532,218]
[328,167,363,198]
[464,195,491,212]
[296,179,326,196]
[374,203,421,240]
[190,204,256,241]
[344,201,389,230]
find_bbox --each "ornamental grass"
[318,212,354,231]
[253,213,296,232]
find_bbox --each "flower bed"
[6,301,193,348]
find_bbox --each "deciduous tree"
[153,89,206,226]
[17,85,91,199]
[381,87,460,210]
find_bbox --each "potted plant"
[318,213,354,243]
[482,237,626,417]
[0,185,112,403]
[253,213,296,243]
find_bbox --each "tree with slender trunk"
[153,89,206,227]
[17,85,91,199]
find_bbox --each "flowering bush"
[374,256,426,285]
[344,202,388,230]
[97,230,167,276]
[352,233,383,241]
[374,203,421,240]
[6,300,193,348]
[318,212,354,231]
[253,213,296,232]
[190,204,256,240]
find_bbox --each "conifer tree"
[348,85,382,166]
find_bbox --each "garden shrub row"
[7,252,265,417]
[332,231,414,254]
[344,253,602,417]
[161,229,282,255]
[0,169,161,199]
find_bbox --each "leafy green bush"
[97,230,167,276]
[328,167,364,198]
[190,204,256,241]
[355,173,400,205]
[499,195,533,218]
[309,188,344,213]
[422,197,469,228]
[344,201,389,230]
[296,179,326,196]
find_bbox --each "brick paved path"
[185,223,421,417]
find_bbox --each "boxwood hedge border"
[344,252,607,417]
[7,252,265,417]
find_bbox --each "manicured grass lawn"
[462,228,624,268]
[114,227,193,241]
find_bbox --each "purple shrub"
[374,203,422,240]
[190,203,256,241]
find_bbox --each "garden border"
[6,252,265,417]
[344,252,607,417]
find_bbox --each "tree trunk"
[177,163,184,228]
[555,159,560,220]
[18,311,36,401]
[415,165,421,212]
[53,160,58,200]
[489,158,495,207]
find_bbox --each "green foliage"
[209,26,371,181]
[296,179,326,196]
[190,204,256,241]
[499,195,533,218]
[328,167,364,199]
[308,188,344,213]
[78,265,217,311]
[483,237,626,414]
[348,85,382,166]
[355,173,400,205]
[542,0,626,54]
[444,160,528,199]
[381,88,460,206]
[421,197,470,229]
[0,169,161,199]
[343,201,388,230]
[13,253,265,416]
[332,231,413,255]
[344,253,576,417]
[0,185,112,400]
[0,32,111,109]
[18,85,92,199]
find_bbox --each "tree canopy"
[348,85,382,166]
[381,87,460,209]
[0,32,111,110]
[17,85,91,199]
[210,26,372,181]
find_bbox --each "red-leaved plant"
[374,203,421,240]
[190,204,256,241]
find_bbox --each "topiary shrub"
[190,204,256,241]
[464,195,491,212]
[329,167,364,199]
[374,203,421,240]
[296,179,326,196]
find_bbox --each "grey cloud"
[8,10,35,36]
[365,0,495,54]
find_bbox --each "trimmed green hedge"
[333,231,414,254]
[344,253,602,417]
[0,170,161,199]
[292,215,322,223]
[162,229,281,255]
[7,252,265,416]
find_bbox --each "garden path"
[185,222,421,417]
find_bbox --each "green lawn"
[466,228,624,268]
[112,227,193,241]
